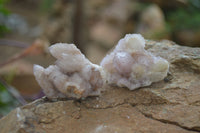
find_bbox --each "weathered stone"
[0,40,200,133]
[137,104,200,131]
[174,30,200,47]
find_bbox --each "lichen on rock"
[33,43,104,99]
[100,34,169,90]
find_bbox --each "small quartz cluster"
[101,34,169,90]
[33,43,103,99]
[33,34,169,99]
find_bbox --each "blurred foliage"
[0,0,20,117]
[167,0,200,31]
[0,0,10,15]
[40,0,54,13]
[0,25,9,36]
[0,82,19,116]
[0,0,10,37]
[150,23,171,39]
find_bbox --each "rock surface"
[0,40,200,133]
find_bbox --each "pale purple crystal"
[34,34,169,99]
[33,43,103,99]
[100,34,169,90]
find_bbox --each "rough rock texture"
[33,43,103,99]
[101,34,169,90]
[1,40,200,133]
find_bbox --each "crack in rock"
[135,106,200,133]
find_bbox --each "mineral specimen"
[33,43,103,99]
[34,34,169,99]
[100,34,169,90]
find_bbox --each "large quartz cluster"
[33,34,169,99]
[33,43,103,99]
[101,34,169,90]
